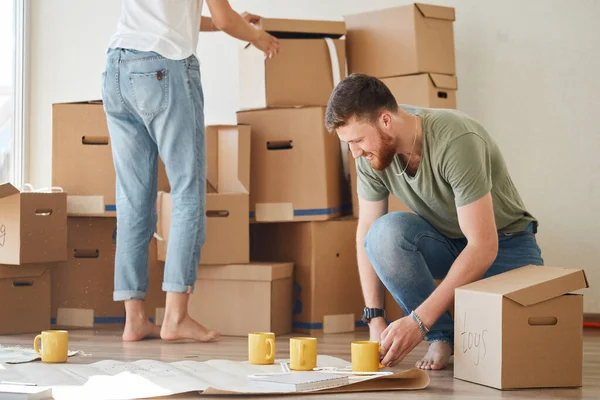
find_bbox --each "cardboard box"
[0,183,67,265]
[454,265,589,389]
[51,217,164,329]
[237,107,349,222]
[382,74,458,109]
[156,192,249,265]
[184,262,294,336]
[0,264,51,334]
[52,101,170,217]
[345,3,456,77]
[348,153,412,218]
[156,125,250,265]
[239,18,346,110]
[250,218,365,334]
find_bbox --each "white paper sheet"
[0,355,378,399]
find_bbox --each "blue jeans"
[364,212,543,346]
[101,48,206,301]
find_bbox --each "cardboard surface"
[345,3,456,77]
[0,264,51,334]
[348,153,412,218]
[188,262,294,336]
[156,192,249,266]
[237,107,349,222]
[206,125,251,194]
[51,217,164,329]
[250,218,365,334]
[0,183,67,265]
[382,74,458,109]
[52,101,170,217]
[239,18,346,110]
[454,265,588,389]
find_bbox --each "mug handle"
[34,335,42,356]
[265,338,274,361]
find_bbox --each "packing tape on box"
[21,184,64,193]
[324,38,351,186]
[323,313,355,334]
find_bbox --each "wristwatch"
[361,307,386,324]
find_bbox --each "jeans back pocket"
[129,69,169,117]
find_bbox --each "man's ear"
[380,111,392,128]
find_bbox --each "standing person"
[325,73,543,369]
[101,0,279,342]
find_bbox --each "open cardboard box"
[454,265,589,389]
[239,18,346,110]
[0,183,67,265]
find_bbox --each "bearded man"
[325,73,543,370]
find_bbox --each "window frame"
[12,0,28,187]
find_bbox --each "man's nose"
[349,143,362,158]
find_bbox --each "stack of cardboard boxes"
[0,184,66,334]
[343,3,458,321]
[234,18,369,335]
[50,102,167,329]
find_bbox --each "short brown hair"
[325,73,398,133]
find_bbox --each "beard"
[367,128,397,171]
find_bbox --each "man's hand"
[240,11,261,25]
[251,30,279,59]
[379,316,424,367]
[368,317,387,342]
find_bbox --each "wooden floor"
[1,329,599,399]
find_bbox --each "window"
[0,0,25,186]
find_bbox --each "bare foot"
[160,314,221,342]
[123,318,162,342]
[415,341,453,370]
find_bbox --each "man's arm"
[356,196,388,340]
[416,191,498,329]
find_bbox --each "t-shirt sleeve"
[440,133,492,208]
[355,157,389,202]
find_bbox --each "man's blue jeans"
[364,212,543,346]
[101,48,206,301]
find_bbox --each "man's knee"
[364,212,422,275]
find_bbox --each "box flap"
[197,262,293,282]
[429,73,457,90]
[0,264,49,280]
[415,3,455,21]
[458,265,589,306]
[257,18,346,39]
[0,183,19,199]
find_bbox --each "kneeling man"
[325,74,543,370]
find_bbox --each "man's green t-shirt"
[356,105,537,239]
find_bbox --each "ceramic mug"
[289,337,317,371]
[351,341,384,372]
[34,330,68,363]
[248,332,275,365]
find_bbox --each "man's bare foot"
[160,314,220,342]
[415,341,453,370]
[123,318,162,342]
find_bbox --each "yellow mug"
[290,337,317,371]
[351,341,384,372]
[248,332,275,365]
[34,330,68,363]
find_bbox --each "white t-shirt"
[107,0,204,60]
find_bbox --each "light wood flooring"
[1,329,599,399]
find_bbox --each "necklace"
[396,114,419,177]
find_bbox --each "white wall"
[29,0,600,311]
